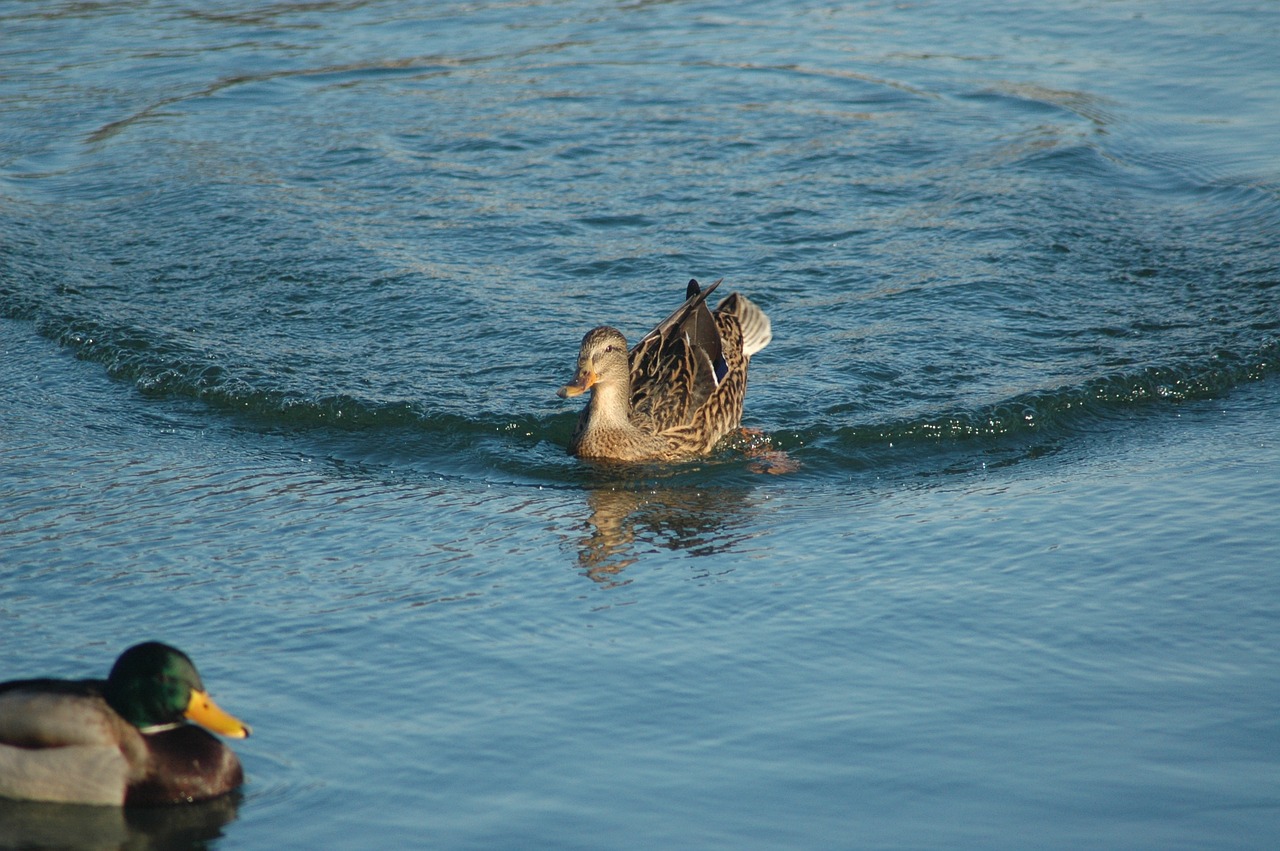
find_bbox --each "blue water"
[2,1,1278,848]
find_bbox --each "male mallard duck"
[0,642,250,806]
[558,278,772,462]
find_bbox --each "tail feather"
[718,293,772,358]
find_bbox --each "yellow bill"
[185,689,252,739]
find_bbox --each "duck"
[0,641,251,806]
[558,278,772,462]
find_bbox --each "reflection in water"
[0,793,240,851]
[573,482,761,584]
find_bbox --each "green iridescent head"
[102,642,251,738]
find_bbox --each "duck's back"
[630,287,772,456]
[0,679,122,748]
[628,330,718,434]
[0,679,138,805]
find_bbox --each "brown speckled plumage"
[557,279,771,462]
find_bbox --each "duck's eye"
[604,344,614,353]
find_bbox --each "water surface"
[2,1,1278,848]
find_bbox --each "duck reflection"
[0,792,240,851]
[573,480,760,584]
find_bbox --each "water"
[1,0,1278,847]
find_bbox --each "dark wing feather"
[635,278,721,350]
[629,280,725,432]
[675,279,723,371]
[654,303,753,456]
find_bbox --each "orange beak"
[557,368,598,399]
[185,689,252,739]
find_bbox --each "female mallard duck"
[558,278,772,462]
[0,642,250,806]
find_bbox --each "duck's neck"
[586,379,635,432]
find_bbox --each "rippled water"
[2,1,1278,848]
